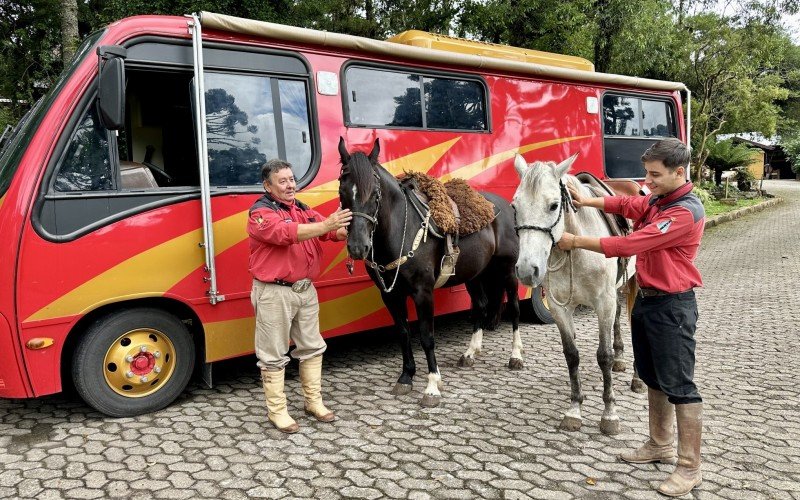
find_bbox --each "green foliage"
[692,185,711,204]
[783,136,800,174]
[705,140,758,172]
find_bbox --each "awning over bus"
[199,11,687,92]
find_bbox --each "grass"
[703,197,765,217]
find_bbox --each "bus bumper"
[0,312,32,398]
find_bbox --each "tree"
[60,0,79,64]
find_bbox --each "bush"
[692,185,712,204]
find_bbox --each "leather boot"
[620,388,677,464]
[658,403,702,497]
[260,369,299,433]
[299,355,335,422]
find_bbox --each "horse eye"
[549,203,558,211]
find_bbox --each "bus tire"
[71,308,195,417]
[525,286,554,324]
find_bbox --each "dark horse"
[338,138,521,407]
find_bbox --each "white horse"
[511,154,641,435]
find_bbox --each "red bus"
[0,12,688,416]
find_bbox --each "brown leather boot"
[658,403,702,497]
[299,355,335,423]
[261,369,300,433]
[620,388,677,464]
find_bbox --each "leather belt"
[268,278,312,293]
[639,287,692,297]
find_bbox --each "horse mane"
[345,152,378,204]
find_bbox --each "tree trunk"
[61,0,79,65]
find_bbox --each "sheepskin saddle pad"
[401,172,496,236]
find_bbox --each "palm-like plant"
[705,140,758,186]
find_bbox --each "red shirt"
[247,194,337,283]
[599,182,704,293]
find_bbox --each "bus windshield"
[0,30,104,198]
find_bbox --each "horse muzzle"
[346,242,371,261]
[515,264,542,288]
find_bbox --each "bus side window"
[54,106,114,192]
[202,73,313,186]
[602,94,678,179]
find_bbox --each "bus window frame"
[340,60,492,134]
[600,90,679,180]
[32,37,321,242]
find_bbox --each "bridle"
[514,179,576,247]
[344,168,410,293]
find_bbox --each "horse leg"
[459,280,487,368]
[630,365,647,393]
[552,306,583,431]
[597,296,621,435]
[413,289,442,407]
[505,274,523,370]
[384,294,415,396]
[612,291,626,372]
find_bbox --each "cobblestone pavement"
[1,181,798,500]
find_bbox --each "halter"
[514,179,576,247]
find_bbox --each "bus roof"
[199,12,687,92]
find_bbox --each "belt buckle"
[291,279,311,293]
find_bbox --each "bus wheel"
[72,308,195,417]
[524,285,554,324]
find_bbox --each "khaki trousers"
[251,279,327,371]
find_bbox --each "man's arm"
[297,208,352,242]
[567,185,605,210]
[557,233,604,253]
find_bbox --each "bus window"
[203,73,313,186]
[602,94,677,179]
[424,77,486,130]
[345,66,488,131]
[54,106,113,192]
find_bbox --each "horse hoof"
[600,417,621,435]
[612,360,626,372]
[420,394,441,407]
[458,355,475,368]
[559,416,582,432]
[630,378,647,394]
[390,383,413,396]
[508,358,524,370]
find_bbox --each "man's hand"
[567,185,586,208]
[324,208,352,232]
[567,185,605,210]
[335,227,348,241]
[557,231,576,251]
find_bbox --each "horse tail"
[626,276,638,320]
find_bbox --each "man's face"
[264,167,296,204]
[644,160,686,197]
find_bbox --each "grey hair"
[641,138,690,170]
[261,159,293,183]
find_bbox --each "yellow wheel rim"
[103,328,177,397]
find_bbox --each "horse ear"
[554,153,578,178]
[368,138,380,163]
[338,137,350,164]
[513,154,528,178]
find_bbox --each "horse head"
[511,153,577,287]
[338,137,382,260]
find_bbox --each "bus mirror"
[97,46,127,130]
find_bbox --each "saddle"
[400,172,496,288]
[575,172,642,284]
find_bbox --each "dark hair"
[261,159,293,183]
[641,138,690,170]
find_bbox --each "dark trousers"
[631,290,702,405]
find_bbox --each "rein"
[348,170,430,294]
